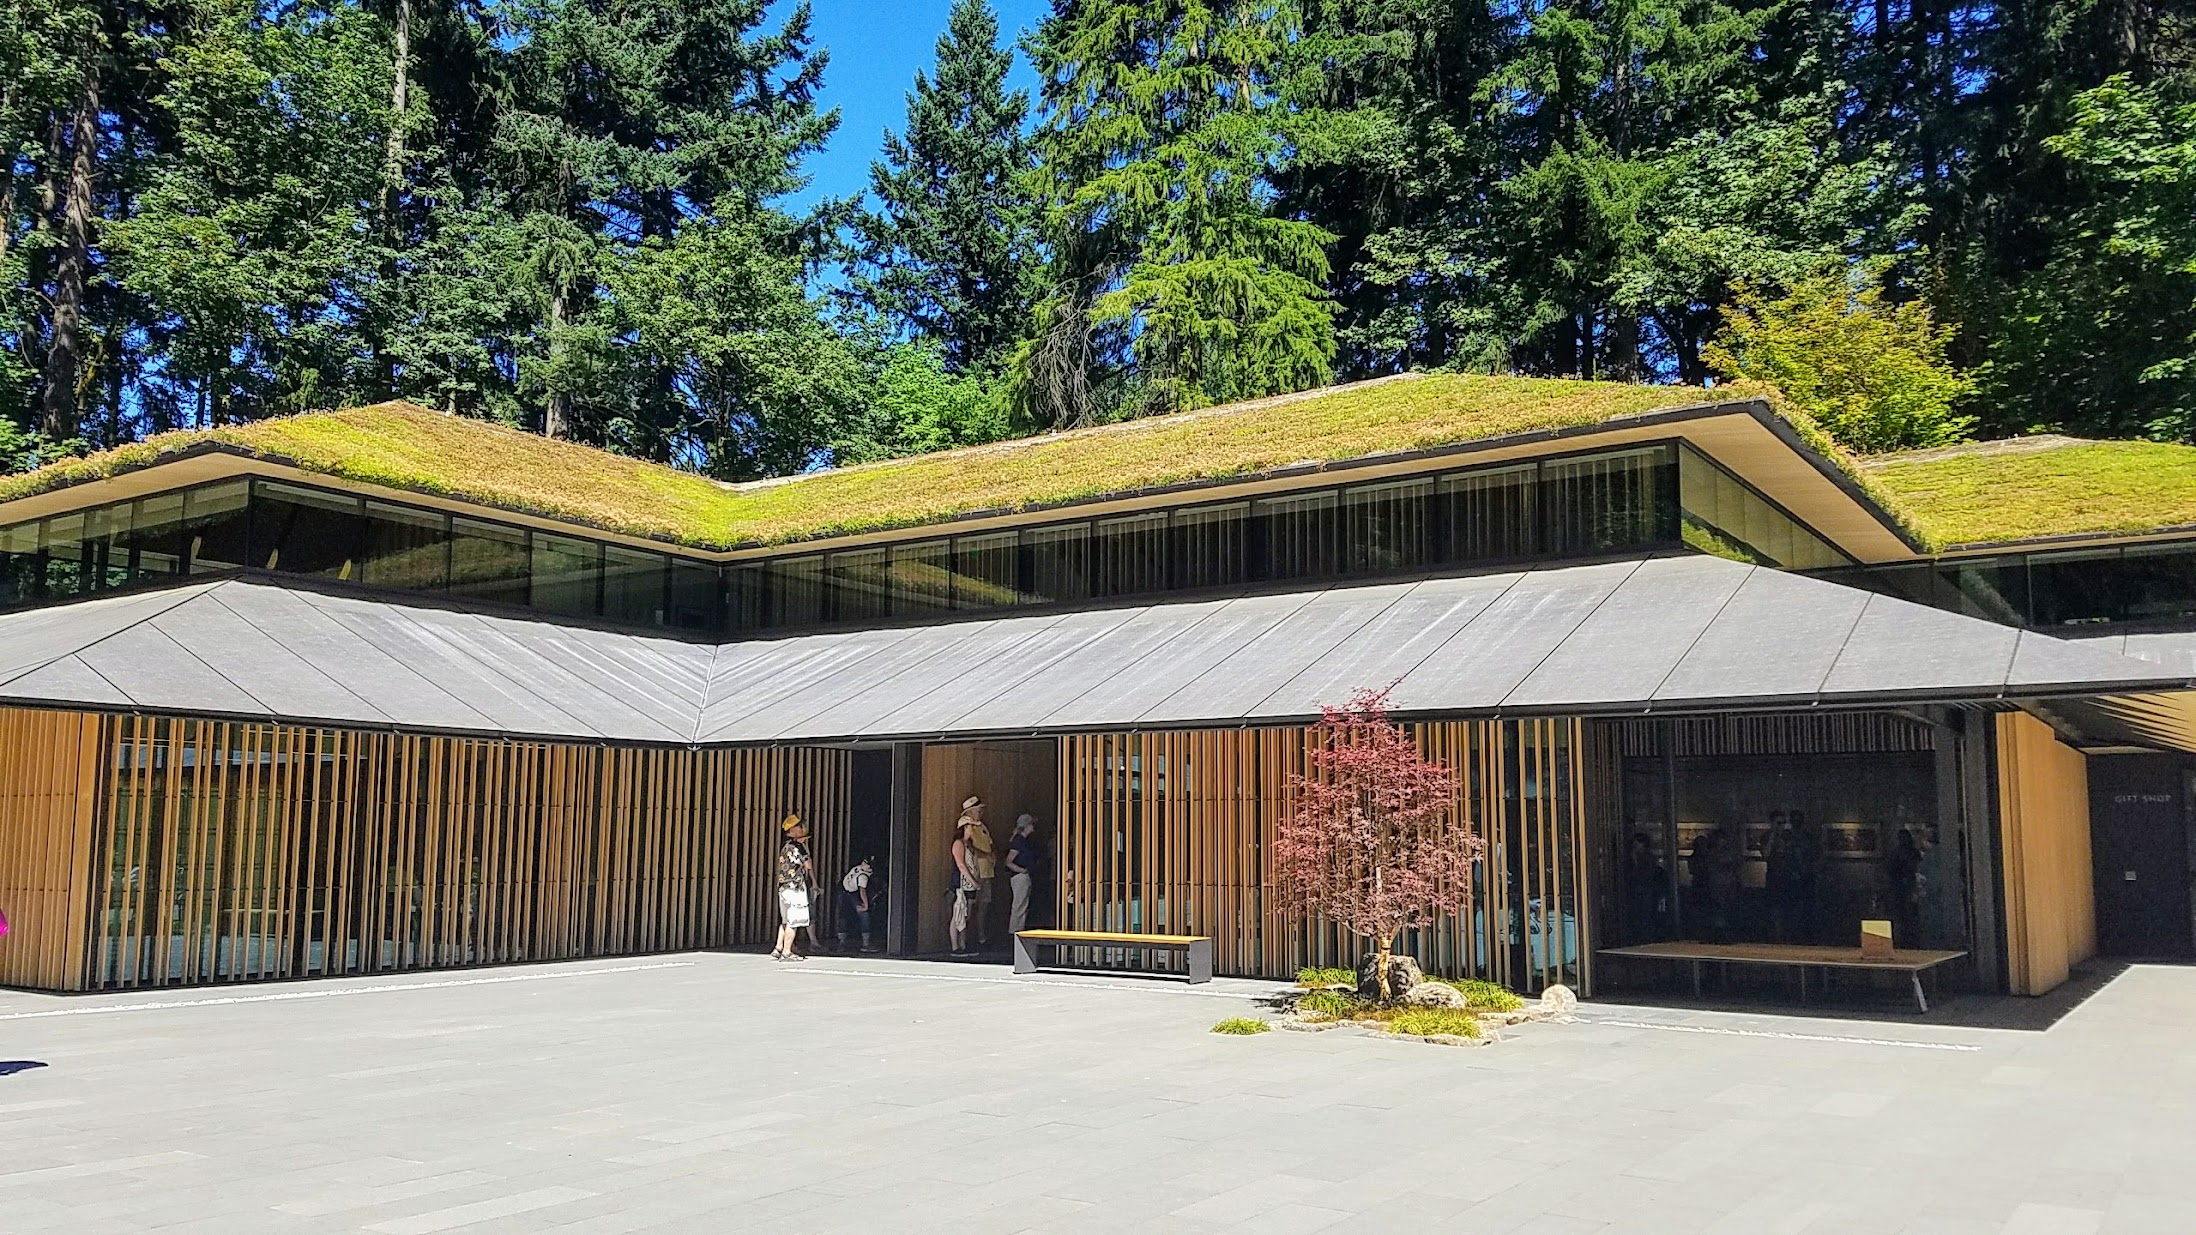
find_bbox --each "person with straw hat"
[773,813,817,961]
[949,795,988,957]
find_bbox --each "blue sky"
[776,0,1054,208]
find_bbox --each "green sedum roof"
[0,374,1777,551]
[1861,436,2196,549]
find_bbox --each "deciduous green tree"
[1707,266,1975,453]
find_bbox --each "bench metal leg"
[1186,939,1212,985]
[1912,971,1928,1014]
[1013,933,1037,975]
[1690,960,1702,997]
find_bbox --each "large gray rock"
[1401,980,1466,1009]
[1356,953,1425,1001]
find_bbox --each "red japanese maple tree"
[1274,686,1483,1000]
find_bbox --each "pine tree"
[1020,0,1336,423]
[1278,0,1509,377]
[853,0,1038,374]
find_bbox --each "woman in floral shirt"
[773,814,816,961]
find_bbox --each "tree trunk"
[542,155,577,440]
[41,63,100,442]
[1608,311,1641,382]
[374,0,413,393]
[0,84,17,271]
[1374,933,1395,1001]
[382,0,410,225]
[544,284,571,439]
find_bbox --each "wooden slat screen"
[0,708,100,990]
[77,716,850,991]
[1056,719,1594,991]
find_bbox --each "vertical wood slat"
[0,708,105,991]
[1048,719,1596,988]
[0,707,849,993]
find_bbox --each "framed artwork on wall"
[1824,821,1881,860]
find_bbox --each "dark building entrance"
[2089,755,2195,958]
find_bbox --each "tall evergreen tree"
[1020,0,1336,424]
[853,0,1038,374]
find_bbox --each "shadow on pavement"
[1588,957,2155,1031]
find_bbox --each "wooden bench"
[1598,941,1969,1013]
[1013,929,1213,984]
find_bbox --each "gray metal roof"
[0,557,2190,745]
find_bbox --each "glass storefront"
[1609,715,1969,957]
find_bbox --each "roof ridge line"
[205,586,398,726]
[0,582,224,692]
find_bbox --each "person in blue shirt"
[1006,814,1043,936]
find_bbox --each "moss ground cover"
[16,378,2180,554]
[1211,1017,1271,1035]
[1862,437,2196,547]
[0,376,1762,550]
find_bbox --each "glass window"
[1542,446,1675,556]
[448,517,530,608]
[667,559,722,631]
[531,533,600,617]
[2116,544,2196,624]
[184,481,250,574]
[826,547,889,623]
[1677,447,1845,569]
[951,531,1023,610]
[2027,549,2121,627]
[2029,544,2196,628]
[1344,478,1433,575]
[254,482,364,579]
[602,545,666,626]
[39,511,88,597]
[0,521,41,604]
[1174,503,1248,590]
[125,492,188,580]
[890,539,953,614]
[79,504,131,591]
[725,563,768,632]
[771,556,826,628]
[1254,490,1339,581]
[358,500,448,592]
[1441,464,1537,563]
[1027,523,1091,605]
[1939,556,2028,625]
[1093,513,1168,598]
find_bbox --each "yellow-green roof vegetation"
[0,374,1779,550]
[1862,436,2196,548]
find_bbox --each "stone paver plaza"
[3,955,2193,1233]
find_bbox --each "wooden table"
[1013,929,1213,984]
[1598,942,1969,1013]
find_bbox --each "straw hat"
[781,812,802,832]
